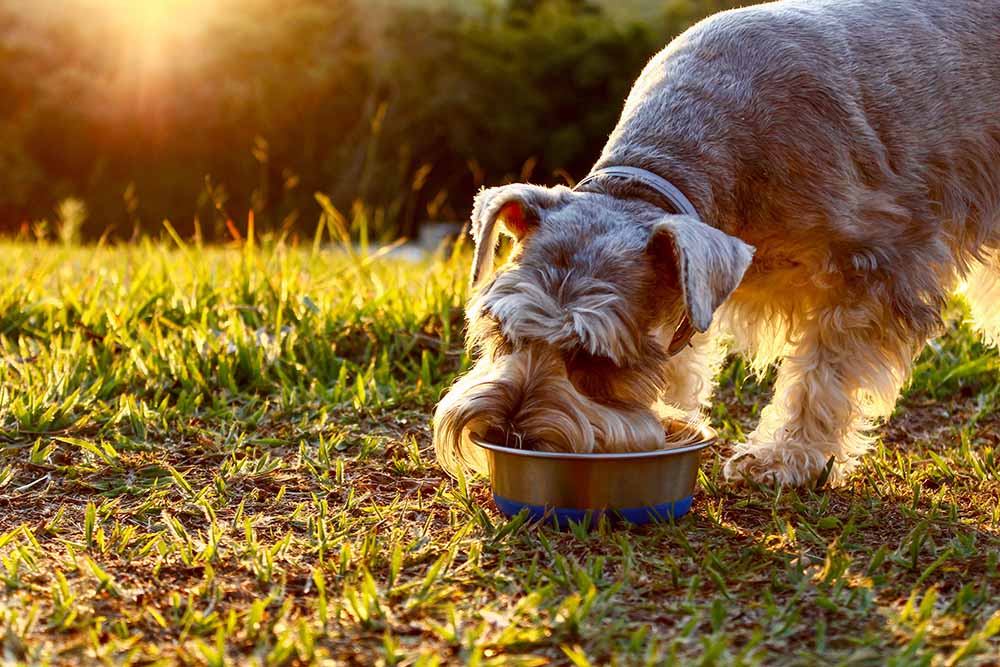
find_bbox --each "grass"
[1,227,999,666]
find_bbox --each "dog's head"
[434,182,754,474]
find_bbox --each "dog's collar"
[574,166,699,218]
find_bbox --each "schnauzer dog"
[434,0,1000,485]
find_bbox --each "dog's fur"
[434,0,1000,485]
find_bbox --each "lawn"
[1,231,999,666]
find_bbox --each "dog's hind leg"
[723,287,935,486]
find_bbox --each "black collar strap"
[574,166,699,218]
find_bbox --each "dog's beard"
[433,345,667,476]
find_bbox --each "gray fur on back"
[597,0,1000,276]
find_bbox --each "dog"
[434,0,1000,486]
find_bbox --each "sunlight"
[103,0,211,32]
[125,1,187,32]
[69,0,226,109]
[86,0,220,71]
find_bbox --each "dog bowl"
[470,420,716,528]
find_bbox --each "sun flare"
[102,0,212,29]
[85,0,220,69]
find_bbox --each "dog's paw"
[723,442,838,487]
[723,451,804,486]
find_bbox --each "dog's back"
[600,0,1000,271]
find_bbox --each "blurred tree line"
[0,0,745,242]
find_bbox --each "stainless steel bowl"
[470,420,716,527]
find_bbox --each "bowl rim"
[469,420,717,461]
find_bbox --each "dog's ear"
[648,215,755,334]
[470,183,571,287]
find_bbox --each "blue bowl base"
[493,493,693,529]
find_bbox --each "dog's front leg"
[723,295,922,486]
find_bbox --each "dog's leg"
[658,329,726,418]
[723,293,927,486]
